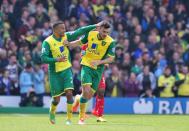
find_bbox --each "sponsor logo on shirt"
[91,43,98,49]
[59,46,64,53]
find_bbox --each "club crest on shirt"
[102,41,106,46]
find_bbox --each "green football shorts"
[81,65,104,92]
[48,68,74,97]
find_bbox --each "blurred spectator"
[23,50,33,67]
[154,52,167,78]
[5,40,18,57]
[0,69,4,94]
[6,54,19,94]
[0,48,8,69]
[131,57,143,75]
[142,50,152,66]
[130,34,141,53]
[32,3,49,28]
[77,0,94,23]
[122,38,130,53]
[54,0,71,20]
[120,53,132,75]
[105,65,124,97]
[147,33,161,56]
[141,7,157,33]
[106,0,119,16]
[183,48,189,67]
[169,52,183,76]
[162,28,180,62]
[33,63,45,107]
[137,65,156,97]
[175,65,189,97]
[19,63,34,106]
[124,73,140,97]
[28,0,38,14]
[68,0,78,18]
[158,66,175,98]
[92,0,104,17]
[115,45,124,66]
[132,42,146,59]
[32,41,42,64]
[41,21,52,40]
[15,8,30,35]
[0,70,14,95]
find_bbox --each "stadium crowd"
[0,0,189,106]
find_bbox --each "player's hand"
[63,40,69,46]
[56,56,67,62]
[104,64,109,68]
[90,60,101,67]
[95,21,103,28]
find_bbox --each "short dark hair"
[52,21,64,30]
[9,53,16,58]
[35,61,42,65]
[100,21,111,29]
[165,66,171,70]
[25,63,32,69]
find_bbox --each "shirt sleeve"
[66,25,96,41]
[80,32,89,44]
[106,41,116,57]
[41,41,57,64]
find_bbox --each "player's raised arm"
[66,21,102,41]
[65,32,89,48]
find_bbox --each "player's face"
[54,24,66,37]
[99,27,110,39]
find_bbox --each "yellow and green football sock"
[50,101,58,114]
[79,96,88,120]
[67,100,73,120]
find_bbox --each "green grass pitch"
[1,114,189,131]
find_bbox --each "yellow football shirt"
[177,73,189,96]
[158,75,175,97]
[44,35,71,72]
[80,31,115,69]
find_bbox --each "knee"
[82,91,89,99]
[52,97,60,105]
[66,90,74,103]
[82,88,93,99]
[86,93,93,99]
